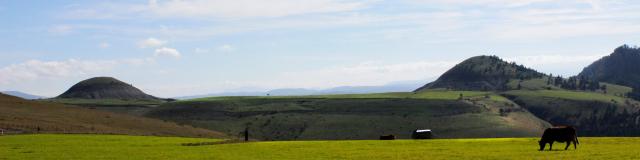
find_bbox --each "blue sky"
[1,0,640,97]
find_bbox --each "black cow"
[538,126,579,151]
[379,135,395,140]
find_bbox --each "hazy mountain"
[415,55,544,92]
[175,80,425,100]
[0,91,46,100]
[318,81,424,94]
[57,77,160,100]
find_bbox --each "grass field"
[149,90,548,140]
[503,90,628,103]
[187,90,504,101]
[1,134,640,160]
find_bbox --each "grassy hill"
[2,134,640,159]
[41,98,166,116]
[0,93,224,138]
[415,55,544,91]
[145,90,550,140]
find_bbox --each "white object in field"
[415,129,431,133]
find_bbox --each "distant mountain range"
[0,91,46,100]
[175,80,426,100]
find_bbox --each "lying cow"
[412,129,432,139]
[379,135,395,140]
[538,126,579,151]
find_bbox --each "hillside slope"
[145,91,550,140]
[0,93,225,138]
[1,91,45,100]
[415,55,544,91]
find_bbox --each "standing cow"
[538,126,579,151]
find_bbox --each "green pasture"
[186,90,499,101]
[503,90,628,103]
[1,134,639,159]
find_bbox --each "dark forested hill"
[579,45,640,88]
[415,55,544,91]
[57,77,159,100]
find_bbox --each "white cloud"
[194,48,210,54]
[272,60,456,88]
[56,0,640,43]
[505,54,605,65]
[154,47,181,58]
[399,0,640,41]
[217,44,235,52]
[0,59,117,85]
[151,0,369,18]
[122,58,157,66]
[65,0,372,19]
[0,58,156,85]
[504,54,607,76]
[138,37,167,48]
[99,42,111,48]
[410,0,572,8]
[48,25,73,35]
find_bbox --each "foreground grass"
[1,134,640,159]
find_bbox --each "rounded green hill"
[415,55,544,91]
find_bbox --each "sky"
[1,0,640,97]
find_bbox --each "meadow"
[186,90,496,101]
[1,134,640,160]
[503,89,629,103]
[148,90,547,140]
